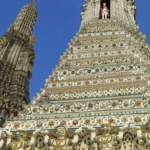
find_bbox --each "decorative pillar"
[110,0,116,18]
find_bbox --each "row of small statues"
[0,122,149,150]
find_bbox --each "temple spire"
[0,1,37,126]
[1,1,150,150]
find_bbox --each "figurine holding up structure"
[43,125,82,150]
[88,122,126,150]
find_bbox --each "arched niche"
[99,0,110,19]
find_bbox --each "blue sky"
[0,1,149,100]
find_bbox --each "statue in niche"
[0,129,41,150]
[101,3,109,19]
[43,125,82,150]
[89,122,126,150]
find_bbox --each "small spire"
[29,35,36,45]
[30,0,36,5]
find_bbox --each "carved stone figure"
[101,3,109,19]
[0,129,40,150]
[44,125,82,150]
[137,121,150,149]
[89,122,125,150]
